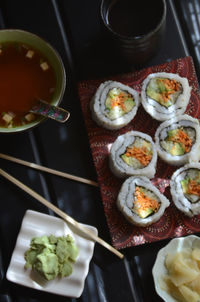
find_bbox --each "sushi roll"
[109,131,157,178]
[141,72,191,121]
[170,163,200,217]
[90,81,139,130]
[117,176,170,227]
[155,114,200,166]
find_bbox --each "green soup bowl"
[0,29,66,133]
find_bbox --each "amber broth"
[0,42,56,127]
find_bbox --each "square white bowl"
[6,209,97,298]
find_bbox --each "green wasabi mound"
[24,234,79,281]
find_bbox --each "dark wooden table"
[0,1,198,301]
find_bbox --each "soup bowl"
[0,29,66,133]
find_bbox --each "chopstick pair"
[0,154,124,259]
[0,153,99,187]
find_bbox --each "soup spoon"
[30,99,70,123]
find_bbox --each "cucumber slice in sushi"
[155,115,200,166]
[141,72,191,121]
[90,81,139,130]
[117,176,170,227]
[109,131,157,178]
[170,163,200,217]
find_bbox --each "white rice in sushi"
[117,176,170,227]
[90,81,140,130]
[155,114,200,166]
[141,72,191,121]
[170,163,200,217]
[109,131,157,178]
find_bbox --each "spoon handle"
[30,100,70,123]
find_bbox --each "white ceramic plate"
[6,209,98,298]
[152,235,200,302]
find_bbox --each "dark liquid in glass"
[106,0,164,37]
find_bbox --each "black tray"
[0,1,198,302]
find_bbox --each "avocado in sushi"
[133,186,160,219]
[109,131,157,178]
[141,72,191,121]
[155,115,200,166]
[146,77,182,108]
[117,176,170,227]
[170,163,200,217]
[90,81,139,130]
[121,137,153,169]
[161,127,193,156]
[105,87,135,120]
[180,170,200,203]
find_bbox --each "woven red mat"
[78,56,200,250]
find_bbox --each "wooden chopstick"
[0,153,98,187]
[0,168,124,259]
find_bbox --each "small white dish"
[6,209,97,298]
[152,235,200,302]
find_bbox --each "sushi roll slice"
[90,81,139,130]
[109,131,157,178]
[155,115,200,166]
[170,163,200,217]
[117,176,170,227]
[141,72,191,121]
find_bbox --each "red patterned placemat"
[78,56,200,250]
